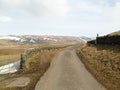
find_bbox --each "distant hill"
[0,35,84,45]
[80,36,93,43]
[108,30,120,36]
[87,30,120,45]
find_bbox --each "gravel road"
[34,49,107,90]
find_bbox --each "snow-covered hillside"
[0,35,83,44]
[80,36,93,43]
[0,36,20,41]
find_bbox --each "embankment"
[77,45,120,90]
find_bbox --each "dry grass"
[0,47,25,66]
[0,55,20,66]
[109,31,120,36]
[0,40,15,46]
[0,44,43,66]
[77,45,120,90]
[0,49,23,55]
[0,44,69,90]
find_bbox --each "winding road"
[34,49,107,90]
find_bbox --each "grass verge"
[77,44,120,90]
[0,45,68,90]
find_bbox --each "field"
[77,45,120,90]
[0,43,74,90]
[109,31,120,36]
[0,43,51,66]
[0,44,35,66]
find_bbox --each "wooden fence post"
[20,54,25,69]
[95,34,99,45]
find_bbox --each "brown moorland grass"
[0,44,43,66]
[77,44,120,90]
[109,31,120,36]
[0,44,71,90]
[0,47,25,66]
[0,55,20,66]
[0,40,15,46]
[0,49,23,55]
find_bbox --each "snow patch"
[20,39,27,42]
[0,61,20,74]
[30,39,36,43]
[0,36,20,41]
[43,38,58,42]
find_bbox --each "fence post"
[95,34,99,45]
[8,61,11,77]
[20,54,25,69]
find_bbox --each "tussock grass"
[0,44,43,66]
[0,49,23,55]
[0,55,20,66]
[0,40,15,46]
[109,31,120,36]
[77,45,120,90]
[0,44,69,90]
[0,47,24,66]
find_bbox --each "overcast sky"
[0,0,120,37]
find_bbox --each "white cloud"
[73,0,120,20]
[31,0,69,16]
[0,0,120,36]
[0,0,26,8]
[0,0,69,16]
[0,16,12,22]
[102,2,120,20]
[76,0,102,13]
